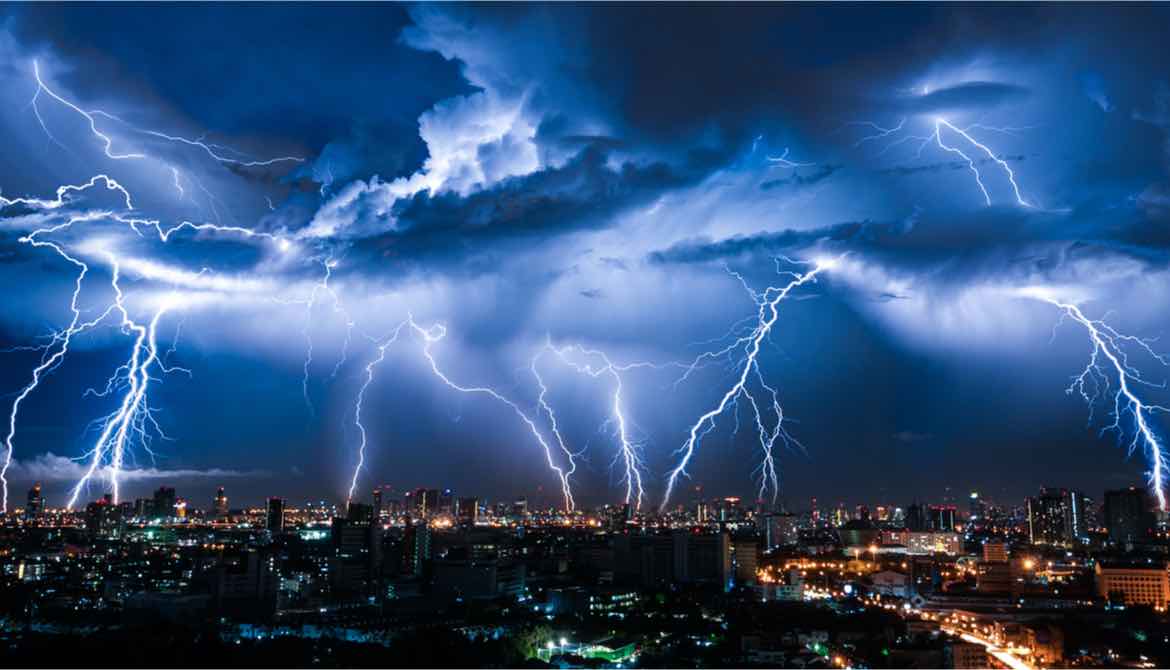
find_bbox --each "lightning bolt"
[406,318,578,511]
[0,215,121,510]
[661,257,834,511]
[32,60,303,168]
[67,275,174,508]
[297,256,358,414]
[766,148,815,169]
[851,115,1031,207]
[536,341,647,511]
[2,62,298,509]
[345,322,410,503]
[1025,290,1170,510]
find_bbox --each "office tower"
[762,513,800,549]
[1027,487,1089,545]
[212,486,229,518]
[423,489,440,517]
[408,487,437,517]
[372,487,384,517]
[85,494,121,538]
[457,497,479,524]
[266,497,285,533]
[1104,487,1156,545]
[927,504,957,532]
[152,486,177,520]
[512,497,528,517]
[401,518,432,577]
[439,488,454,515]
[331,502,382,593]
[25,483,43,519]
[905,502,926,531]
[969,491,986,522]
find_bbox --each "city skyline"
[2,4,1170,515]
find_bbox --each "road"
[941,626,1035,670]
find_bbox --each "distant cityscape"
[2,480,1170,667]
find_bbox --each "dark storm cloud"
[648,218,913,266]
[344,145,727,278]
[650,200,1170,287]
[759,164,842,191]
[903,82,1031,116]
[878,155,1026,178]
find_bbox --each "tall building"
[511,497,528,517]
[968,492,985,522]
[266,497,285,533]
[1027,487,1089,545]
[331,503,382,594]
[1104,487,1156,545]
[439,488,455,515]
[25,483,43,519]
[401,518,432,577]
[152,486,177,520]
[762,513,800,549]
[927,504,957,532]
[905,502,926,531]
[732,537,760,585]
[372,487,384,517]
[85,494,121,537]
[423,489,440,517]
[696,501,710,524]
[212,486,229,518]
[457,497,480,525]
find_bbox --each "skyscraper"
[152,486,176,520]
[1027,487,1089,545]
[1104,487,1156,545]
[212,486,229,518]
[85,494,121,538]
[372,487,384,518]
[266,497,285,533]
[25,483,43,519]
[457,497,479,525]
[331,502,382,593]
[968,491,985,522]
[401,518,432,577]
[928,504,957,532]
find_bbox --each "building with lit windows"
[1027,487,1089,546]
[1095,559,1170,609]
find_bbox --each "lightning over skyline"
[662,257,834,511]
[406,318,579,511]
[3,4,1170,510]
[539,341,648,511]
[1022,289,1170,510]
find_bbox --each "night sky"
[2,4,1170,511]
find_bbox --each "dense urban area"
[2,482,1169,668]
